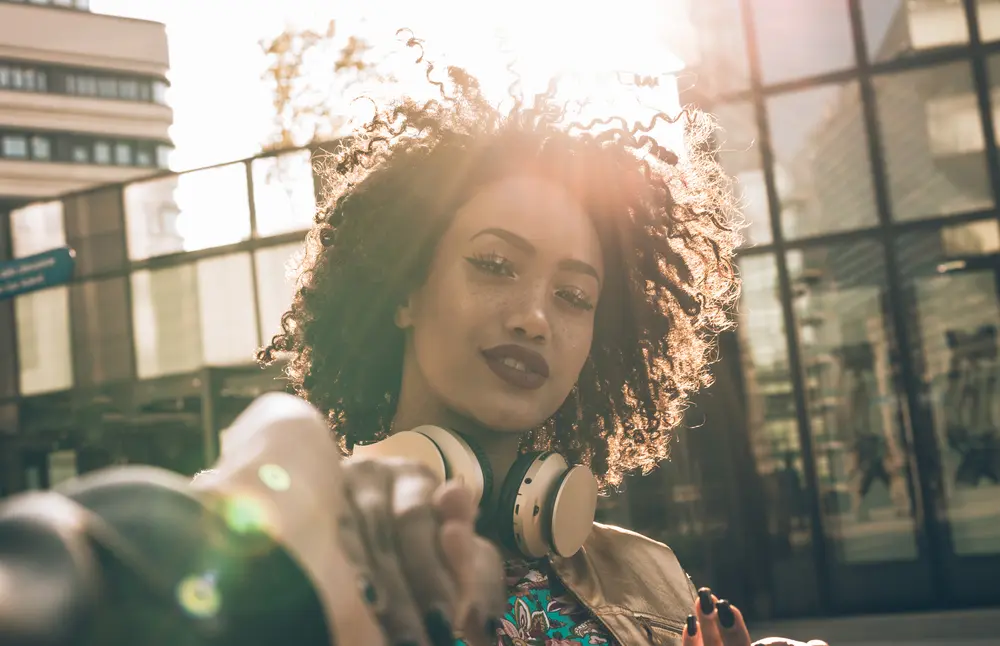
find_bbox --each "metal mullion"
[738,0,833,613]
[848,0,951,602]
[965,0,1000,213]
[245,160,264,349]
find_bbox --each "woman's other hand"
[341,457,506,646]
[683,587,829,646]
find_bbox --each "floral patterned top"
[465,559,616,646]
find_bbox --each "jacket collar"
[548,523,697,646]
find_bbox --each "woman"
[258,52,818,646]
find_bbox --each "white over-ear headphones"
[351,426,598,559]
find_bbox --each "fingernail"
[485,617,502,638]
[697,587,715,615]
[686,614,698,637]
[424,609,454,646]
[717,599,735,629]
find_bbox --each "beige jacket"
[551,523,696,646]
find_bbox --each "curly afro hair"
[259,51,742,487]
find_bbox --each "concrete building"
[0,0,172,208]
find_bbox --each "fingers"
[457,535,506,646]
[696,588,723,645]
[684,614,702,646]
[717,600,751,646]
[344,459,431,646]
[393,463,463,646]
[691,588,751,646]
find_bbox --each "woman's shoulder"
[549,523,697,634]
[588,523,696,595]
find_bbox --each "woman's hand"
[683,587,828,646]
[340,457,506,646]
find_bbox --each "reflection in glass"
[767,83,878,239]
[686,0,751,96]
[862,0,968,63]
[253,150,317,237]
[124,164,251,261]
[197,254,258,366]
[751,0,855,85]
[11,200,65,258]
[70,278,132,386]
[896,225,1000,556]
[131,264,202,378]
[875,62,993,220]
[789,241,919,563]
[15,286,73,395]
[713,102,771,246]
[255,243,303,346]
[979,0,1000,42]
[737,254,819,612]
[131,255,258,378]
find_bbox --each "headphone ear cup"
[456,433,494,505]
[495,452,542,555]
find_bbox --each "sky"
[88,0,692,172]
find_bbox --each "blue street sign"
[0,247,76,301]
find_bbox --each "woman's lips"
[481,344,550,390]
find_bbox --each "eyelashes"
[463,252,595,311]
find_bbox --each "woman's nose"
[505,292,550,343]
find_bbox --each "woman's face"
[396,175,604,432]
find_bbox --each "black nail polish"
[424,609,454,646]
[485,617,503,638]
[395,642,420,646]
[717,599,735,629]
[686,614,698,637]
[697,587,715,615]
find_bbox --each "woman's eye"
[465,253,516,278]
[557,288,595,311]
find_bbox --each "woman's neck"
[390,395,523,507]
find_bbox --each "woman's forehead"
[447,175,603,262]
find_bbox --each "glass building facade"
[1,0,999,623]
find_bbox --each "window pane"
[15,286,73,395]
[11,200,65,258]
[876,62,993,221]
[31,136,51,160]
[197,253,258,366]
[76,75,97,96]
[255,242,303,346]
[896,223,1000,556]
[2,135,28,159]
[737,254,821,614]
[70,277,132,385]
[173,163,251,252]
[131,264,202,378]
[131,255,258,378]
[862,0,968,63]
[751,0,855,85]
[687,0,751,96]
[252,151,316,237]
[97,77,117,98]
[156,145,172,169]
[979,0,1000,42]
[94,142,111,165]
[153,81,168,105]
[713,101,770,246]
[115,142,132,166]
[118,79,138,100]
[72,144,89,163]
[788,240,920,564]
[124,175,183,260]
[768,82,878,239]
